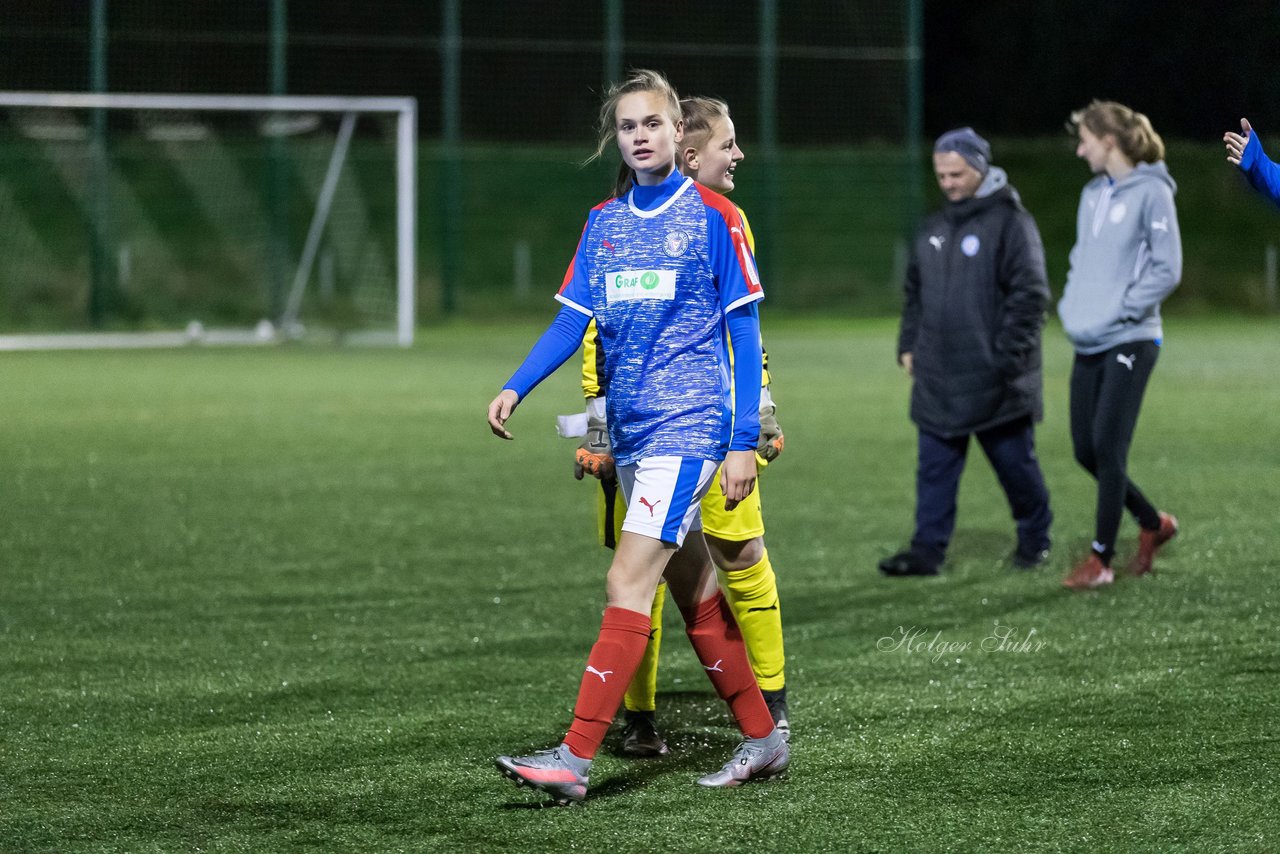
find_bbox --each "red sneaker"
[1129,512,1179,576]
[1062,553,1114,590]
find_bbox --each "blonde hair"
[585,69,681,198]
[1069,100,1165,164]
[679,96,731,155]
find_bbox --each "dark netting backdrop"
[0,1,921,328]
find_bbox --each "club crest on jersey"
[961,234,980,257]
[663,229,691,257]
[606,269,676,304]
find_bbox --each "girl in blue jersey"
[577,96,792,759]
[486,69,788,804]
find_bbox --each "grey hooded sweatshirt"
[1057,161,1182,354]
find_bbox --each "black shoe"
[761,687,791,742]
[620,710,669,758]
[1012,547,1050,570]
[878,551,939,577]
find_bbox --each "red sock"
[563,606,652,760]
[682,593,774,738]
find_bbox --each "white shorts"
[616,456,719,547]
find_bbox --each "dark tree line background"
[924,0,1280,139]
[5,1,1280,142]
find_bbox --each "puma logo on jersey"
[586,665,613,683]
[1151,217,1169,232]
[603,239,617,254]
[929,235,945,251]
[703,659,725,673]
[639,497,663,517]
[1116,353,1135,371]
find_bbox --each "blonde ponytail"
[1069,100,1164,164]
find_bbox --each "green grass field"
[2,317,1278,851]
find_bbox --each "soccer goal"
[0,92,416,349]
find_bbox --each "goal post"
[0,91,416,348]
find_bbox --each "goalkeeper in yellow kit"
[574,96,789,756]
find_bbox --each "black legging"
[1069,340,1163,564]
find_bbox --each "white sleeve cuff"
[556,413,588,438]
[554,293,594,317]
[758,386,774,412]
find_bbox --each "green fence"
[0,1,924,329]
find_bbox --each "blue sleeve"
[502,306,592,399]
[726,302,762,452]
[1240,130,1280,208]
[555,208,601,315]
[705,205,765,313]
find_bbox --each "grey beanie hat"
[934,127,991,176]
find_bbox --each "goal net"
[0,92,416,349]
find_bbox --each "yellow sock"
[717,548,785,692]
[623,582,665,712]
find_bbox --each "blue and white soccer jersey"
[616,457,719,546]
[556,171,764,468]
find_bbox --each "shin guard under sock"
[717,549,785,691]
[623,582,665,713]
[682,593,774,739]
[563,606,652,760]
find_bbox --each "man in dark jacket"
[879,128,1053,577]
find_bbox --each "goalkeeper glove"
[757,398,785,465]
[574,397,615,480]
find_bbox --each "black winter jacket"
[897,182,1049,438]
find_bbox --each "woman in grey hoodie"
[1059,101,1181,591]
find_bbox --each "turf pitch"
[2,316,1277,851]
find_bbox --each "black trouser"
[911,415,1053,567]
[1069,340,1163,564]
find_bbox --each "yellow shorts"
[699,465,765,542]
[596,461,765,547]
